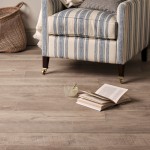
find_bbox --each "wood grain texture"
[0,46,150,149]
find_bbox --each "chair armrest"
[117,0,149,64]
[42,0,65,56]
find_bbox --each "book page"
[79,94,111,104]
[80,90,110,101]
[95,84,128,103]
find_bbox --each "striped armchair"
[35,0,149,83]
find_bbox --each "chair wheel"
[42,68,47,75]
[119,76,124,84]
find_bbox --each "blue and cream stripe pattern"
[117,0,150,64]
[50,0,64,14]
[48,36,117,64]
[48,8,117,39]
[42,0,64,56]
[41,0,150,65]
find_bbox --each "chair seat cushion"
[48,8,118,40]
[48,36,117,64]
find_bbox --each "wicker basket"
[0,2,27,53]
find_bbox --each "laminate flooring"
[0,47,150,150]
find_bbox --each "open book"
[76,84,131,111]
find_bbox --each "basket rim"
[0,7,20,20]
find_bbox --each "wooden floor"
[0,47,150,150]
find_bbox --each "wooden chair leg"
[42,56,50,75]
[118,64,125,84]
[141,47,148,62]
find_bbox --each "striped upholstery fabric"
[48,8,117,39]
[48,36,117,64]
[41,0,149,65]
[117,0,150,64]
[42,0,65,56]
[50,0,64,14]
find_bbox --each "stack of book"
[76,84,131,111]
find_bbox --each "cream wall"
[0,0,41,45]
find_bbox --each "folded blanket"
[33,9,42,48]
[33,30,42,48]
[60,0,84,8]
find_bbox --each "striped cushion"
[79,0,126,12]
[48,36,117,64]
[48,8,117,40]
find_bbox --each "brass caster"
[42,68,47,75]
[119,76,124,84]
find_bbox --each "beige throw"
[59,0,84,8]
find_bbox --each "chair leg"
[141,47,148,62]
[42,56,50,75]
[118,64,125,84]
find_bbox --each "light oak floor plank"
[0,46,150,149]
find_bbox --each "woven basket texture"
[0,3,27,53]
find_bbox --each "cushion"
[48,36,117,64]
[79,0,126,12]
[48,8,117,39]
[60,0,84,8]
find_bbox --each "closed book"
[76,98,115,111]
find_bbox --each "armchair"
[36,0,149,83]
